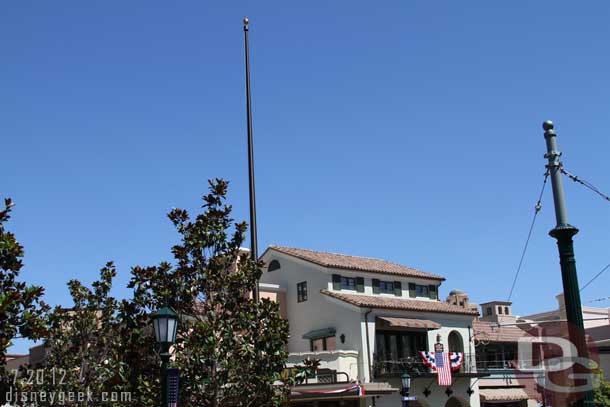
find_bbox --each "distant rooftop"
[480,300,513,306]
[473,320,533,343]
[263,245,445,281]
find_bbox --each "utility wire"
[561,167,610,203]
[587,295,610,304]
[580,262,610,292]
[557,168,610,292]
[507,170,550,302]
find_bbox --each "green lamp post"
[152,306,178,407]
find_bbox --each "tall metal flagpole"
[542,121,594,406]
[243,17,259,301]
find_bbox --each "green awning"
[302,328,336,340]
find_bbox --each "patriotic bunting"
[419,351,463,386]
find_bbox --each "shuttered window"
[341,276,357,290]
[379,281,394,294]
[408,283,438,299]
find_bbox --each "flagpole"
[243,17,259,301]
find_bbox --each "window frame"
[415,284,429,297]
[378,280,395,294]
[375,330,429,361]
[310,335,337,352]
[340,276,357,291]
[297,281,308,303]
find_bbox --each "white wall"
[260,252,369,380]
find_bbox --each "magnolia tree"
[0,199,48,401]
[27,180,289,406]
[31,263,137,407]
[128,179,290,406]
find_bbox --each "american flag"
[434,352,452,386]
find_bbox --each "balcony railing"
[286,350,360,384]
[373,353,541,378]
[374,353,477,377]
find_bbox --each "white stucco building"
[259,245,484,407]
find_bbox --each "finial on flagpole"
[243,17,249,30]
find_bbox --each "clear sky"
[3,1,609,353]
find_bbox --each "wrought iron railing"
[373,353,533,377]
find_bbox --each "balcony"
[286,350,360,384]
[373,353,486,378]
[373,353,544,379]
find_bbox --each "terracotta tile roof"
[321,290,478,315]
[265,245,445,281]
[472,321,533,343]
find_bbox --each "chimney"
[556,293,567,319]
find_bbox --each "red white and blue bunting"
[419,351,463,386]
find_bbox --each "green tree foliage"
[28,180,289,406]
[594,370,610,406]
[127,179,289,406]
[29,263,131,406]
[0,199,48,399]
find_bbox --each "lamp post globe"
[152,306,178,345]
[152,306,178,407]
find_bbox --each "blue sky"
[3,1,609,353]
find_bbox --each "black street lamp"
[152,306,178,407]
[400,372,412,407]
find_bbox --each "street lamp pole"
[152,306,179,407]
[400,372,411,407]
[160,344,170,407]
[542,121,594,406]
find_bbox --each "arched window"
[504,306,510,315]
[498,307,503,314]
[448,331,464,373]
[448,331,464,353]
[486,307,492,316]
[268,259,281,272]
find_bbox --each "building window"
[498,307,503,314]
[476,343,518,370]
[375,331,428,362]
[297,281,307,302]
[268,259,281,272]
[310,335,336,352]
[486,307,492,316]
[341,276,357,290]
[408,283,436,299]
[504,306,510,315]
[379,281,394,294]
[415,285,429,297]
